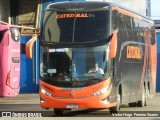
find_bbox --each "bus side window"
[112,11,119,31]
[10,28,20,42]
[0,29,8,44]
[0,32,3,44]
[151,27,156,45]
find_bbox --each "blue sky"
[151,0,160,20]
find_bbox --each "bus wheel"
[54,108,64,115]
[137,85,146,107]
[109,94,120,114]
[145,86,150,106]
[128,102,137,107]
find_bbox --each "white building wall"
[86,0,147,16]
[0,0,10,22]
[150,0,160,20]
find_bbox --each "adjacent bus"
[26,2,157,114]
[0,25,20,97]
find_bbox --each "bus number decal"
[49,48,68,52]
[92,84,104,93]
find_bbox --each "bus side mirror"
[109,31,117,59]
[25,35,38,58]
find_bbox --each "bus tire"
[128,102,137,107]
[145,85,150,106]
[109,94,120,114]
[54,108,64,115]
[137,85,146,107]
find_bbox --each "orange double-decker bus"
[26,2,157,114]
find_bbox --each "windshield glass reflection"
[40,45,110,87]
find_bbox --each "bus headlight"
[40,87,52,96]
[93,85,110,96]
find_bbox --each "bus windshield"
[40,45,110,87]
[41,9,110,43]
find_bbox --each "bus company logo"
[56,13,89,18]
[127,45,142,59]
[70,91,75,97]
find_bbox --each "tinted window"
[0,29,7,44]
[40,45,110,87]
[42,10,110,43]
[10,28,20,42]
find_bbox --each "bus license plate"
[66,104,78,108]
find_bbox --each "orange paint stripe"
[112,6,142,20]
[25,35,39,58]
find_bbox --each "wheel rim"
[142,86,145,106]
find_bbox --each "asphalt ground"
[0,93,160,119]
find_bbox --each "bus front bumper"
[39,90,118,109]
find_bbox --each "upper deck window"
[41,9,110,43]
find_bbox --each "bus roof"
[46,1,154,24]
[46,2,110,10]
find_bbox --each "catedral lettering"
[56,13,89,18]
[127,46,142,59]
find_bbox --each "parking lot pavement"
[0,93,160,118]
[0,93,39,104]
